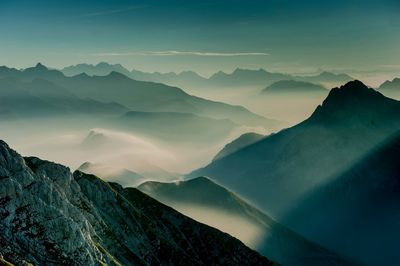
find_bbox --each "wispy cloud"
[378,64,400,69]
[81,6,146,18]
[90,51,270,57]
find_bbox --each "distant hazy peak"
[380,77,400,90]
[318,71,352,78]
[262,79,326,93]
[34,62,48,70]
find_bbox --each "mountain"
[1,64,278,129]
[297,71,353,87]
[261,80,327,94]
[0,77,127,119]
[0,140,273,265]
[138,177,352,266]
[129,69,208,89]
[284,131,400,265]
[200,69,351,89]
[111,111,237,145]
[62,62,131,77]
[61,63,353,91]
[379,78,400,99]
[380,77,400,91]
[213,132,264,161]
[209,68,290,88]
[81,130,109,148]
[61,62,208,89]
[189,81,400,217]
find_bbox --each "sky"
[0,0,399,82]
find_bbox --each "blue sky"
[0,0,399,80]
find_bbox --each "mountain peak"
[309,80,399,123]
[324,80,374,102]
[34,62,48,70]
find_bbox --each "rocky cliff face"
[0,140,273,266]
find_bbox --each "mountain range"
[0,63,278,129]
[0,140,273,265]
[61,62,354,89]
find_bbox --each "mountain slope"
[262,80,327,94]
[284,131,400,265]
[0,76,127,119]
[213,132,264,161]
[189,81,400,216]
[0,140,273,265]
[138,177,352,266]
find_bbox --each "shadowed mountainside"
[139,176,354,266]
[283,131,400,265]
[189,81,400,216]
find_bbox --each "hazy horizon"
[1,0,399,86]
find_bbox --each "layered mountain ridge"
[0,63,278,129]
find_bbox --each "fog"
[0,116,268,185]
[182,85,328,124]
[162,202,266,250]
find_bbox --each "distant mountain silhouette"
[380,77,400,91]
[62,62,131,77]
[62,62,208,89]
[379,78,400,99]
[297,71,353,85]
[213,132,264,161]
[209,68,290,87]
[60,63,353,89]
[261,80,327,94]
[0,64,279,129]
[139,177,353,266]
[189,81,400,217]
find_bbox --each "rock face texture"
[0,140,273,266]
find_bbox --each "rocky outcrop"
[0,140,273,265]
